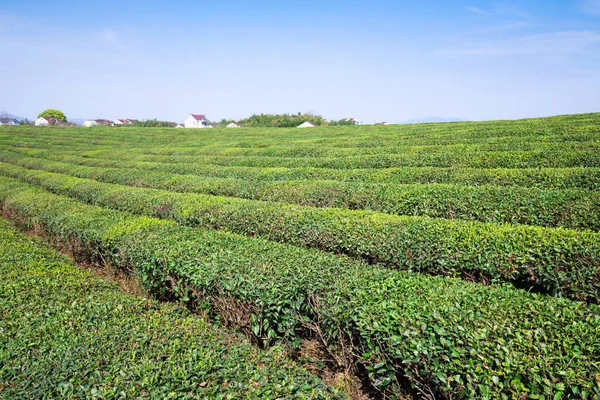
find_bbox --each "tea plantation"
[0,113,599,399]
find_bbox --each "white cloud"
[487,21,536,32]
[437,31,600,56]
[465,4,530,18]
[103,29,127,50]
[466,6,487,15]
[580,0,600,15]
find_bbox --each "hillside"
[0,112,599,399]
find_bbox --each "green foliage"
[0,180,598,399]
[25,146,600,169]
[0,167,598,302]
[36,108,67,122]
[220,113,359,127]
[0,151,598,230]
[7,147,600,190]
[232,112,326,127]
[0,217,341,399]
[1,112,600,398]
[328,119,357,126]
[132,119,176,128]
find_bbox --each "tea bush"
[1,178,599,398]
[0,218,340,399]
[0,152,598,230]
[1,168,598,302]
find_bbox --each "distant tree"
[329,119,356,126]
[133,119,177,128]
[37,109,67,122]
[235,113,326,128]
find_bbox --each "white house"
[297,121,316,128]
[226,122,241,128]
[35,116,54,126]
[184,114,210,128]
[35,116,48,126]
[0,118,19,126]
[114,119,136,126]
[340,117,362,125]
[84,119,113,127]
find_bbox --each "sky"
[1,0,600,124]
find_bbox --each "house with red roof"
[0,118,19,126]
[114,119,137,126]
[184,114,210,128]
[83,119,115,127]
[340,117,362,125]
[35,116,65,126]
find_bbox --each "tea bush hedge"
[0,218,340,399]
[8,145,600,169]
[5,147,600,190]
[0,178,598,398]
[0,152,598,230]
[1,167,598,302]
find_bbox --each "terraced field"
[1,113,599,399]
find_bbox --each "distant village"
[0,114,393,128]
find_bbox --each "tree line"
[220,113,356,128]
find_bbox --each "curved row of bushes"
[5,135,598,158]
[107,139,600,157]
[1,164,598,303]
[4,148,600,190]
[0,218,339,399]
[0,153,598,230]
[28,146,600,169]
[1,176,598,399]
[3,135,600,168]
[139,150,600,169]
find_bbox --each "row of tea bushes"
[6,134,599,157]
[104,140,600,157]
[1,164,598,303]
[1,177,598,398]
[0,218,340,399]
[25,147,600,169]
[4,148,600,190]
[1,153,598,230]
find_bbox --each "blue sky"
[1,0,600,123]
